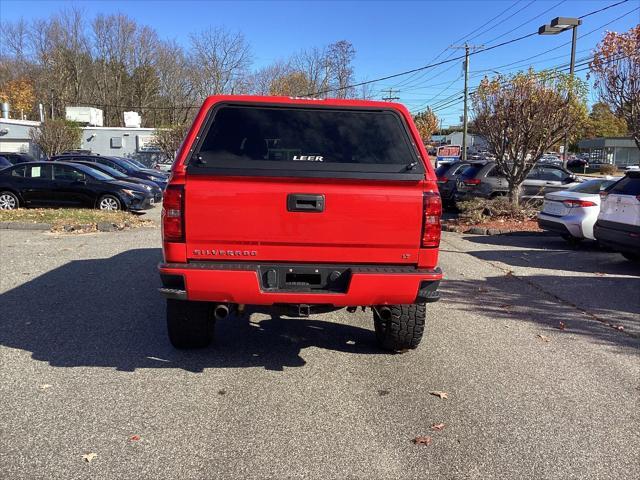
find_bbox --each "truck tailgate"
[185,176,424,264]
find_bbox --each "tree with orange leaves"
[590,26,640,150]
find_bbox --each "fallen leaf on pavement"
[505,270,514,276]
[82,453,97,463]
[129,435,141,442]
[558,322,566,330]
[430,423,446,431]
[39,384,52,390]
[537,334,550,342]
[429,391,448,399]
[413,435,433,446]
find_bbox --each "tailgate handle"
[287,194,325,212]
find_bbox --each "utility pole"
[382,88,400,102]
[451,43,482,161]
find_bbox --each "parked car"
[594,171,640,261]
[537,177,619,244]
[51,154,168,190]
[158,95,443,351]
[0,152,38,165]
[435,160,470,207]
[68,160,163,203]
[0,161,154,211]
[454,161,581,205]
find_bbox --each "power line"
[304,0,631,98]
[389,0,525,90]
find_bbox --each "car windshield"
[82,167,114,181]
[108,157,140,172]
[87,163,127,179]
[121,157,146,169]
[570,179,615,194]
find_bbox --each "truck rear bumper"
[158,262,442,306]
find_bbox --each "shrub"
[598,163,618,175]
[457,196,538,224]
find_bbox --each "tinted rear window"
[193,105,423,176]
[435,165,450,177]
[608,176,640,196]
[459,165,483,179]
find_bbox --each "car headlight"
[122,189,140,197]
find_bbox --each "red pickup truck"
[159,96,442,351]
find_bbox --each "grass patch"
[0,208,153,233]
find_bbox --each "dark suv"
[454,161,580,204]
[435,161,470,207]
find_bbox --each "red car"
[159,96,442,351]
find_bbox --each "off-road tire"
[373,304,426,351]
[621,252,640,262]
[167,299,214,349]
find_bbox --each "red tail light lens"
[162,186,184,242]
[463,178,481,186]
[437,176,448,183]
[422,191,442,247]
[562,199,597,208]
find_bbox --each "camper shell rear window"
[188,103,425,180]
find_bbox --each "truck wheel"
[166,299,214,348]
[373,304,426,351]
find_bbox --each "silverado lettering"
[159,95,442,352]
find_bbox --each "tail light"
[162,186,184,242]
[437,176,448,183]
[563,199,597,207]
[422,191,442,247]
[463,178,481,186]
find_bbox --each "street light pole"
[538,16,581,168]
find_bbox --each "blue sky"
[1,0,638,126]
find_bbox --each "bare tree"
[292,46,331,96]
[155,40,196,124]
[473,70,587,206]
[30,119,81,157]
[590,26,640,150]
[189,27,252,97]
[327,40,355,98]
[152,123,190,162]
[91,13,137,125]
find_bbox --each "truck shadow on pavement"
[0,248,383,373]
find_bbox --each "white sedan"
[537,177,620,243]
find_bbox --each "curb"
[0,222,52,231]
[441,223,551,236]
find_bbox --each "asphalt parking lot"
[0,223,638,479]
